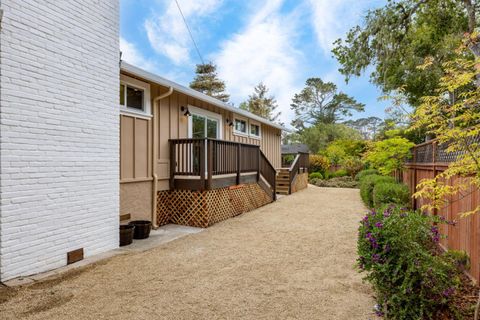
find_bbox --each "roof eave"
[120,61,287,131]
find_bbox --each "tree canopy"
[332,0,470,107]
[239,82,281,122]
[290,78,364,129]
[190,62,230,102]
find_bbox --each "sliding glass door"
[189,110,221,174]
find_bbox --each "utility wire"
[174,0,205,65]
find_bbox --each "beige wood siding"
[120,114,152,182]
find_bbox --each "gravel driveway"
[0,186,374,319]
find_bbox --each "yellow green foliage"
[412,39,480,216]
[309,154,330,173]
[364,137,414,175]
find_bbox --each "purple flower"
[371,210,377,216]
[384,244,391,253]
[431,226,440,243]
[372,254,381,263]
[442,287,455,297]
[375,222,383,228]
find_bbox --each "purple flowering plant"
[357,205,460,319]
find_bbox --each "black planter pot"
[119,224,134,246]
[129,220,152,239]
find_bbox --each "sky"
[120,0,389,128]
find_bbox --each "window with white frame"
[234,118,247,134]
[250,123,261,138]
[120,75,151,116]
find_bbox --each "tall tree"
[288,123,362,154]
[344,116,384,140]
[239,82,281,122]
[190,62,230,102]
[332,0,470,106]
[290,78,364,129]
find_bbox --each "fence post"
[236,144,241,185]
[432,141,438,216]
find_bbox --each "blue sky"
[120,0,388,127]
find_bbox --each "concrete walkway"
[0,186,374,319]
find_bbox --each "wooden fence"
[403,140,480,283]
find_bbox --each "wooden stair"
[276,168,290,195]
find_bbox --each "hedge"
[359,174,396,208]
[373,182,410,208]
[355,169,379,181]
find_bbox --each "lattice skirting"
[291,173,308,193]
[156,183,273,228]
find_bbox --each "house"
[119,63,286,228]
[0,0,307,282]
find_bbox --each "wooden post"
[432,141,438,216]
[411,145,417,210]
[199,139,206,191]
[236,144,241,185]
[169,141,175,189]
[256,147,260,182]
[206,140,213,190]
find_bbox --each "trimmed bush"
[373,182,410,208]
[358,206,459,319]
[359,174,395,208]
[314,176,358,188]
[355,168,379,181]
[331,168,348,178]
[309,172,323,181]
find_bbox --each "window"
[188,105,223,139]
[120,74,151,117]
[120,84,144,111]
[250,123,261,137]
[234,119,247,134]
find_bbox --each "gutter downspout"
[151,86,173,229]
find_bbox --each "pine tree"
[239,82,281,122]
[189,62,230,102]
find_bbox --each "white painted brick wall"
[0,0,120,281]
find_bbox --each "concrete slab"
[3,224,203,287]
[117,224,203,253]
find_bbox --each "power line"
[174,0,205,65]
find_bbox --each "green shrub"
[358,206,459,319]
[309,155,330,174]
[359,175,395,208]
[309,172,323,181]
[444,250,470,272]
[331,168,348,178]
[342,157,364,178]
[314,176,358,188]
[355,168,379,181]
[373,182,410,208]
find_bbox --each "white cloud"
[144,0,223,65]
[308,0,383,55]
[120,37,157,71]
[213,0,303,125]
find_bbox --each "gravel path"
[0,186,374,319]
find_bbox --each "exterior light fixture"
[226,119,234,127]
[181,106,191,117]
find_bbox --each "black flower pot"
[129,220,152,239]
[119,224,134,246]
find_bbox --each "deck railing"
[169,138,276,197]
[287,152,309,194]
